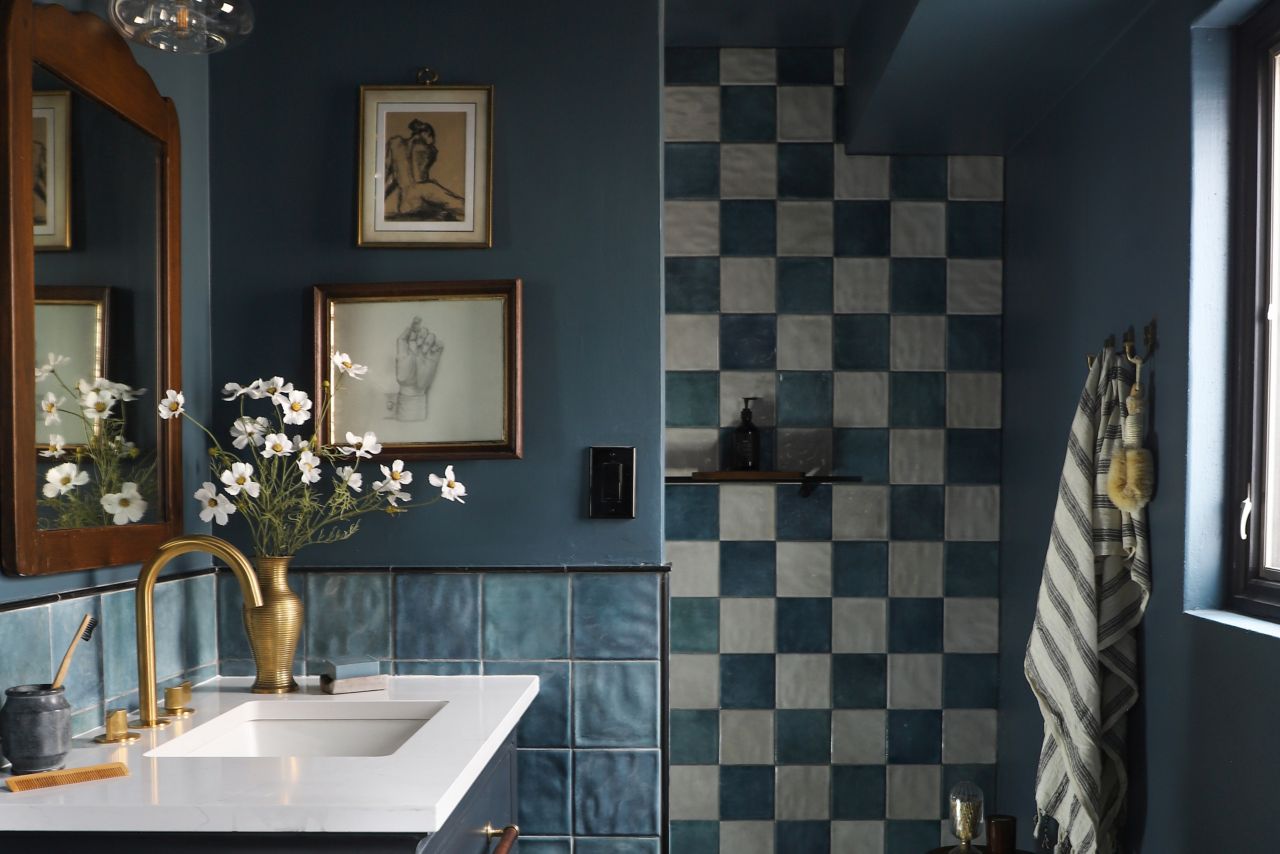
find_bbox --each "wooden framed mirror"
[0,1,182,575]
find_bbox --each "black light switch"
[589,447,636,518]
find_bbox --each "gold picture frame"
[33,90,70,251]
[358,84,493,248]
[34,285,110,450]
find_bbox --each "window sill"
[1187,608,1280,640]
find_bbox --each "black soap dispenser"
[731,397,761,471]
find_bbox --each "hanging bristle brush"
[1107,347,1155,514]
[51,614,98,690]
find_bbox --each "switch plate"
[589,447,636,519]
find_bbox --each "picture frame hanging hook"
[415,67,440,86]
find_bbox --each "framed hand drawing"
[33,90,70,250]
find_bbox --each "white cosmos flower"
[230,416,269,449]
[82,389,118,421]
[42,462,88,498]
[340,431,382,459]
[35,353,71,382]
[297,450,322,484]
[261,433,292,458]
[428,465,467,503]
[220,462,260,498]
[109,382,146,402]
[157,389,185,420]
[336,465,363,492]
[291,435,311,453]
[39,434,66,459]
[194,482,236,525]
[40,392,64,425]
[280,390,312,425]
[101,482,147,525]
[260,377,294,405]
[384,488,411,506]
[374,459,412,492]
[34,365,49,382]
[331,352,369,380]
[221,382,252,401]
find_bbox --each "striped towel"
[1024,347,1151,854]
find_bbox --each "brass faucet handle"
[94,708,141,744]
[178,680,193,705]
[162,686,195,719]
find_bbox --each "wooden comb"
[5,762,128,792]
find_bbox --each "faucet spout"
[135,535,264,728]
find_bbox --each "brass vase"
[243,555,302,694]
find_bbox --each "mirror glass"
[31,63,161,530]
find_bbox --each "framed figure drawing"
[358,85,493,248]
[315,280,522,459]
[35,286,109,449]
[33,91,70,250]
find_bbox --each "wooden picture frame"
[34,284,109,450]
[314,280,522,460]
[32,89,69,250]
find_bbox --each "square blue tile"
[943,764,997,814]
[777,598,832,653]
[944,654,1000,708]
[834,428,888,480]
[721,314,777,369]
[394,660,481,675]
[777,483,832,540]
[947,201,1003,258]
[665,47,720,84]
[778,257,833,313]
[485,661,569,747]
[666,257,720,313]
[776,821,831,854]
[155,575,218,678]
[666,483,720,540]
[720,765,775,820]
[575,840,660,854]
[834,315,890,370]
[833,542,888,596]
[833,654,887,709]
[519,750,572,835]
[573,573,660,659]
[721,85,777,143]
[574,750,661,835]
[776,709,831,763]
[720,541,776,596]
[888,598,943,653]
[671,821,719,853]
[217,573,252,660]
[946,429,1002,484]
[887,820,942,854]
[779,143,834,199]
[777,372,833,427]
[832,765,887,819]
[0,605,51,695]
[671,597,719,653]
[835,201,891,256]
[887,709,941,763]
[518,841,572,854]
[671,708,719,765]
[948,316,1002,370]
[721,653,776,709]
[945,542,1000,597]
[394,573,479,660]
[483,574,569,660]
[891,156,948,199]
[667,370,720,427]
[666,143,720,199]
[306,573,391,663]
[889,372,944,427]
[50,597,103,712]
[574,662,659,748]
[890,258,946,314]
[778,47,833,84]
[722,200,778,256]
[890,484,944,540]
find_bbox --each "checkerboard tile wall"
[663,47,1003,854]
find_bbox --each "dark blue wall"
[207,1,663,567]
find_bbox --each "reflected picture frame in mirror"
[32,89,69,250]
[34,285,109,450]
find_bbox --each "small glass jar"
[949,780,985,852]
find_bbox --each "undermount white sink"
[147,699,447,758]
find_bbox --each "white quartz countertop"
[0,675,539,834]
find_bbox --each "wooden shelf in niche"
[663,471,863,497]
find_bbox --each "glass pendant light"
[109,0,254,54]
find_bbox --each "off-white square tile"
[888,653,942,709]
[777,542,833,596]
[720,821,775,854]
[778,315,833,370]
[888,541,944,596]
[721,258,776,313]
[721,710,774,764]
[833,597,886,652]
[666,541,720,597]
[891,201,945,257]
[667,314,720,370]
[949,155,1003,200]
[944,598,999,652]
[835,153,890,200]
[889,429,945,485]
[947,259,1003,314]
[947,373,1002,428]
[720,484,777,540]
[835,372,889,428]
[665,86,720,142]
[777,654,831,708]
[666,427,719,476]
[670,765,720,820]
[670,653,719,709]
[835,258,890,313]
[943,709,998,764]
[833,710,886,764]
[778,86,834,141]
[665,201,720,256]
[721,144,778,199]
[721,48,777,84]
[832,821,885,854]
[833,485,888,540]
[777,766,830,819]
[776,428,833,473]
[721,598,776,653]
[945,485,1000,540]
[721,371,776,426]
[890,315,946,371]
[887,765,942,819]
[777,201,834,256]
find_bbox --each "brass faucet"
[134,535,264,728]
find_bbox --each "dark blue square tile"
[573,573,660,659]
[947,201,1003,258]
[720,541,776,596]
[890,258,946,314]
[665,143,720,199]
[395,660,480,675]
[485,661,569,747]
[945,542,1000,597]
[666,370,719,427]
[306,573,391,662]
[777,483,832,540]
[217,573,252,660]
[721,653,776,709]
[666,257,720,313]
[720,765,775,820]
[519,841,572,854]
[833,542,888,596]
[671,597,719,653]
[776,709,831,763]
[890,484,944,540]
[777,257,833,313]
[834,428,888,480]
[394,573,478,660]
[721,314,777,370]
[575,840,659,854]
[671,821,719,853]
[887,821,942,854]
[944,654,999,708]
[779,144,834,199]
[889,372,944,427]
[832,765,886,819]
[573,661,660,747]
[574,750,661,835]
[942,764,997,814]
[722,85,777,142]
[776,821,831,854]
[833,654,887,708]
[777,372,833,427]
[719,426,778,471]
[483,575,568,660]
[888,598,943,653]
[666,483,720,540]
[722,200,778,256]
[778,48,833,84]
[665,47,720,84]
[518,750,572,835]
[948,316,1002,370]
[835,201,891,256]
[670,709,719,765]
[777,598,832,653]
[946,429,1001,484]
[834,315,890,370]
[891,156,947,199]
[887,710,941,763]
[50,597,101,712]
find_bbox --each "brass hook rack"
[1086,335,1115,370]
[1123,319,1157,366]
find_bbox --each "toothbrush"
[51,614,98,690]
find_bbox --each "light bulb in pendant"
[109,0,254,55]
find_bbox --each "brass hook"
[415,67,440,86]
[1122,320,1157,365]
[1087,335,1116,370]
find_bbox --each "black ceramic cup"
[0,684,71,774]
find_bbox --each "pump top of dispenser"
[740,397,758,421]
